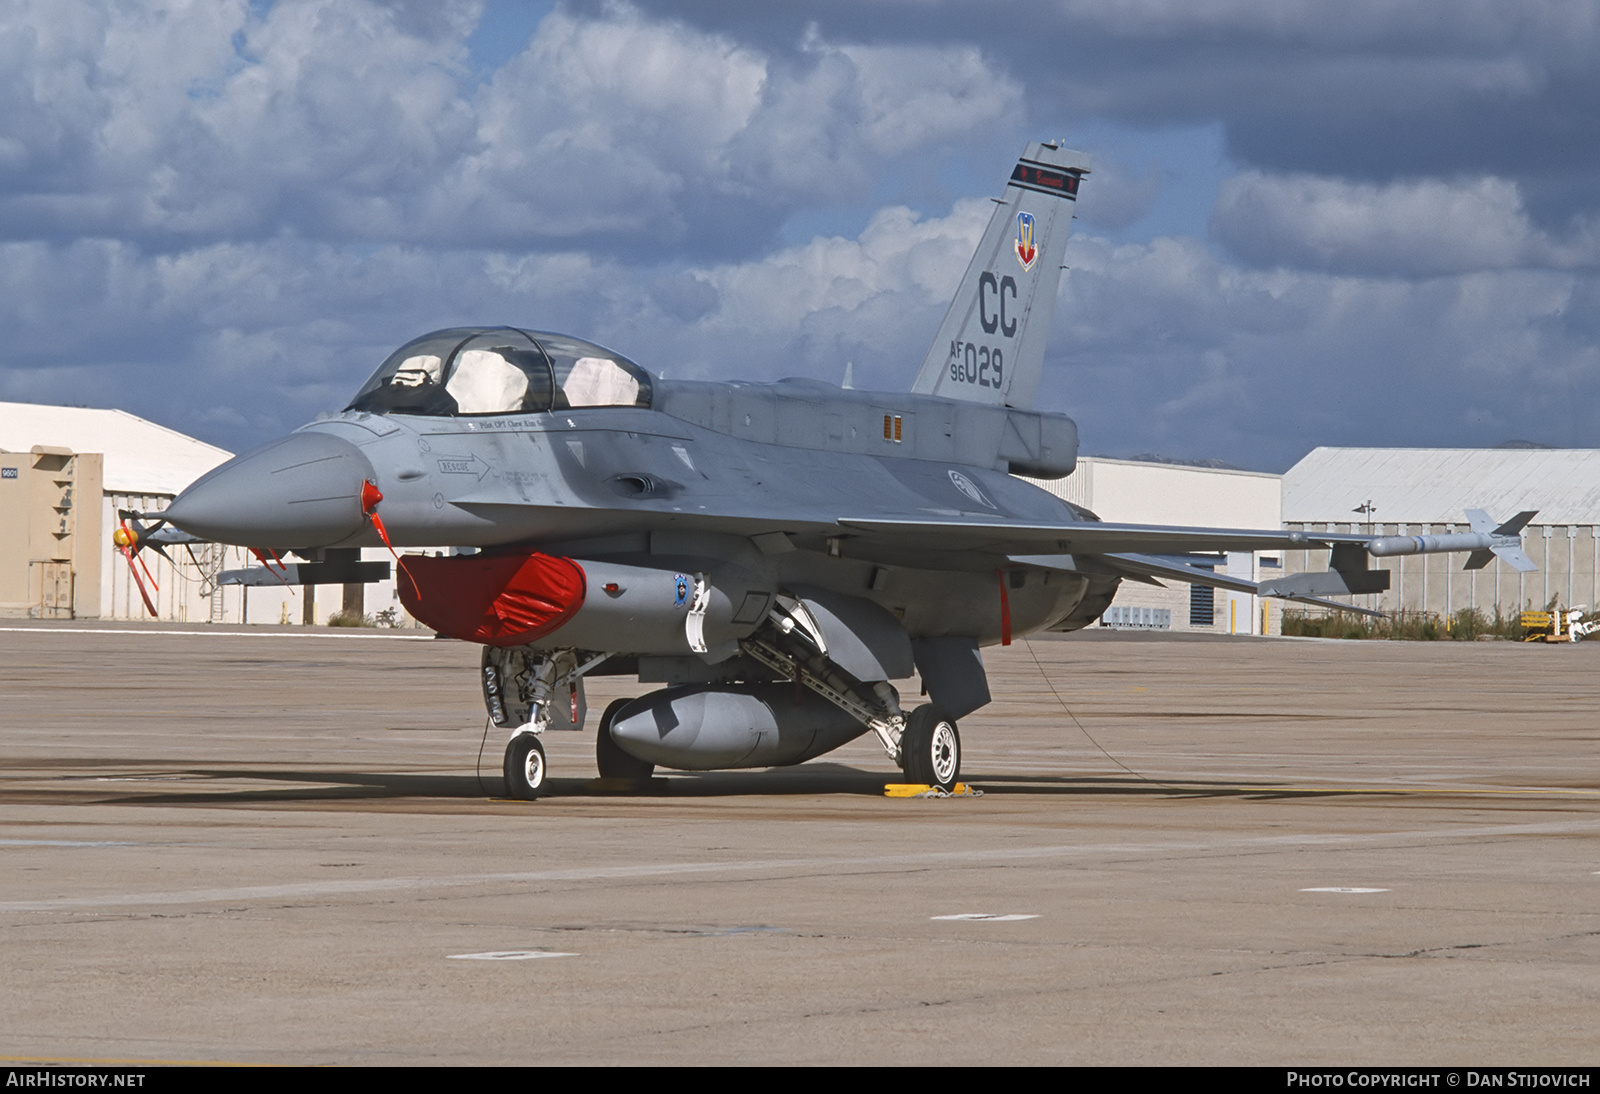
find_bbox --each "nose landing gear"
[503,733,547,800]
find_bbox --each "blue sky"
[3,0,1599,470]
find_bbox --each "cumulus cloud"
[634,0,1600,224]
[1071,154,1162,232]
[0,0,1020,253]
[0,0,484,243]
[4,0,1600,469]
[426,11,1022,250]
[646,199,990,389]
[1212,172,1600,275]
[1052,230,1600,467]
[7,186,1600,473]
[1050,0,1591,49]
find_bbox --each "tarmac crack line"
[4,818,1597,913]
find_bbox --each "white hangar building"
[0,401,402,624]
[1023,456,1285,635]
[1281,447,1600,619]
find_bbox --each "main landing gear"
[739,606,963,792]
[899,704,961,791]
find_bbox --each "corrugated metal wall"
[1283,521,1599,617]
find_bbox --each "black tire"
[900,704,961,790]
[503,733,547,800]
[595,697,654,780]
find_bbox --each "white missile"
[1365,509,1536,572]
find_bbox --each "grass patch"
[1282,606,1525,641]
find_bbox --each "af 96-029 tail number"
[947,270,1016,388]
[948,339,1003,387]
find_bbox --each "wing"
[845,511,1534,618]
[838,517,1371,554]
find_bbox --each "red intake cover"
[398,552,586,646]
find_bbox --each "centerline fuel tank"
[607,684,870,770]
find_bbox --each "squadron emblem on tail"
[1015,212,1037,271]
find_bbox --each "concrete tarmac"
[1,623,1596,1065]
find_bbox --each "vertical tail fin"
[911,142,1089,409]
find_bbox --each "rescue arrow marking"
[931,913,1039,921]
[435,453,493,480]
[1300,887,1389,894]
[447,951,578,961]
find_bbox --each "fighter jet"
[125,142,1536,798]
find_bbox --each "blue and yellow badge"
[1015,211,1037,271]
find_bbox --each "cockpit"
[346,327,653,417]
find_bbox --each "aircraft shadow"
[91,764,1345,805]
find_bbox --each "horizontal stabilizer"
[1009,553,1167,585]
[1100,553,1258,595]
[1021,552,1386,618]
[1258,569,1390,599]
[1320,544,1392,596]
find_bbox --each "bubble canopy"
[346,327,653,417]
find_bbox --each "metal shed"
[0,401,401,624]
[1023,457,1285,634]
[1282,447,1600,617]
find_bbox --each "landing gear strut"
[482,646,612,800]
[739,599,910,772]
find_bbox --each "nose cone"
[163,431,376,548]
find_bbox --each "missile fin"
[1491,544,1537,573]
[1493,510,1538,538]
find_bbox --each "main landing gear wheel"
[503,733,547,800]
[595,697,654,781]
[900,704,961,791]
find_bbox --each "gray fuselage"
[168,373,1107,648]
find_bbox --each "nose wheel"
[900,704,961,791]
[503,733,547,800]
